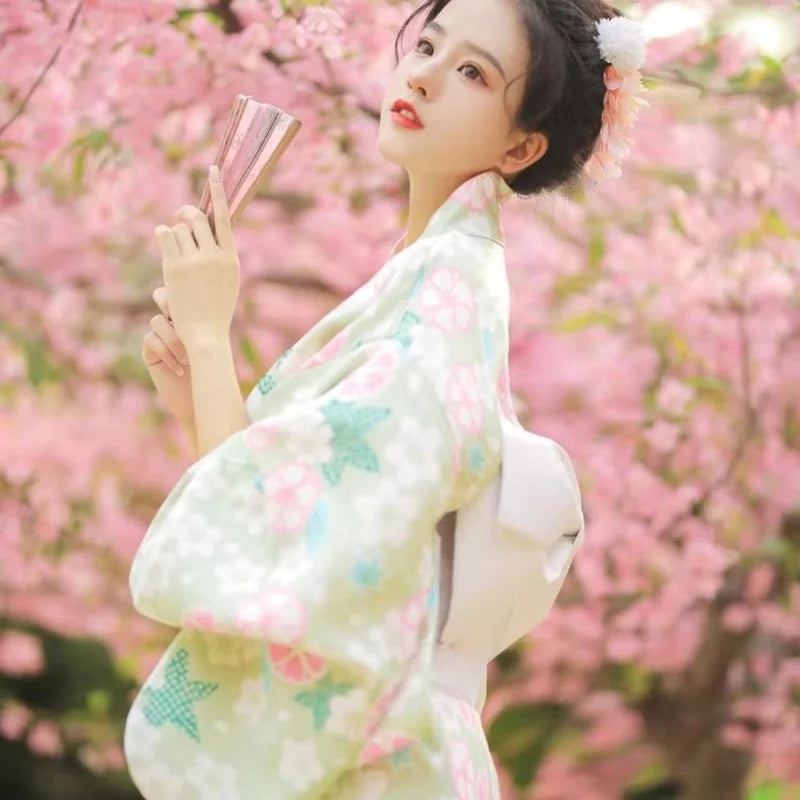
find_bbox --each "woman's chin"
[376,134,407,168]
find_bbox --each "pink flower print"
[183,607,217,633]
[399,588,428,656]
[449,738,477,799]
[390,234,406,258]
[447,364,484,433]
[496,363,515,419]
[451,440,461,478]
[357,730,417,767]
[243,419,279,452]
[475,769,492,800]
[262,462,323,535]
[234,586,307,643]
[455,171,496,214]
[419,267,475,333]
[267,642,327,685]
[301,329,347,370]
[364,677,406,738]
[454,696,478,728]
[337,349,398,399]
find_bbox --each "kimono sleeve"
[128,237,504,794]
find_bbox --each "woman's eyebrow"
[423,20,507,81]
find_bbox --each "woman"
[130,0,647,796]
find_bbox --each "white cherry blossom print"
[122,704,163,764]
[447,364,484,434]
[262,461,323,535]
[174,514,223,560]
[419,266,475,333]
[233,585,308,643]
[214,556,270,597]
[233,677,268,725]
[137,545,180,596]
[249,406,333,463]
[381,411,445,494]
[336,348,399,399]
[430,692,463,737]
[351,484,417,549]
[449,738,477,800]
[325,687,370,739]
[412,324,449,374]
[185,752,241,800]
[345,767,390,799]
[128,760,186,798]
[344,623,389,673]
[279,737,324,792]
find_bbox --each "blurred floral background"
[1,0,798,798]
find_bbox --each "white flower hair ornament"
[583,16,649,183]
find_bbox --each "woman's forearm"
[186,336,249,459]
[180,417,200,462]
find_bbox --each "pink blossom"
[27,719,63,757]
[419,266,476,333]
[336,348,398,398]
[446,364,484,433]
[234,586,307,644]
[0,631,44,676]
[183,607,217,633]
[0,702,33,739]
[262,462,323,535]
[644,420,680,452]
[301,329,348,370]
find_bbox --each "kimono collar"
[390,169,514,257]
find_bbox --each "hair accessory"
[584,16,649,183]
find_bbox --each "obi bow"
[435,417,586,662]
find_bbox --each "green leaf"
[555,310,617,333]
[86,688,111,716]
[486,702,567,787]
[684,374,730,401]
[238,335,260,371]
[588,228,605,270]
[747,780,783,800]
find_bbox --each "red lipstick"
[390,98,423,129]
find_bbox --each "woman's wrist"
[179,416,198,456]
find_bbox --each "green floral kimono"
[124,169,516,799]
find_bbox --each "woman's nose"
[407,70,431,97]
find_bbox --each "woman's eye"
[413,38,486,84]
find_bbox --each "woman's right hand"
[141,286,195,428]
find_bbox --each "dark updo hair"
[393,0,623,196]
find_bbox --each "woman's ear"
[500,131,549,175]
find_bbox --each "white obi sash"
[429,418,586,712]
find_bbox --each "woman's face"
[378,0,538,181]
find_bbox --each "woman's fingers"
[142,330,184,374]
[172,222,197,254]
[152,286,169,317]
[152,286,175,322]
[151,286,184,346]
[148,314,191,371]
